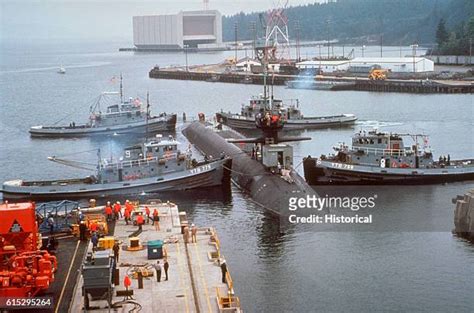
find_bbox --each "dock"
[68,202,241,313]
[149,67,473,94]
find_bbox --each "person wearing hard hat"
[114,201,122,219]
[105,201,113,222]
[191,224,197,243]
[136,214,144,232]
[220,258,228,284]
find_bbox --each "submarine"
[184,41,323,218]
[183,110,319,216]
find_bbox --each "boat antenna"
[145,91,150,142]
[97,148,102,170]
[120,73,123,103]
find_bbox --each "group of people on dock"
[102,200,161,231]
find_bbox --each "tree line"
[223,0,473,53]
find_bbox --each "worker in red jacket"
[136,214,144,231]
[89,221,98,233]
[105,201,113,221]
[114,201,122,219]
[145,206,151,224]
[124,209,131,225]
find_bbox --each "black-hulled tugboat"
[216,94,357,130]
[303,130,474,185]
[29,76,176,137]
[1,134,231,200]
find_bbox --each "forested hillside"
[222,0,474,46]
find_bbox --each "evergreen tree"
[436,18,448,46]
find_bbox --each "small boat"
[286,79,354,90]
[29,77,176,137]
[58,66,66,74]
[216,94,357,130]
[303,130,474,185]
[1,135,232,201]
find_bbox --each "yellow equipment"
[369,69,389,80]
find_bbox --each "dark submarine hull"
[182,122,318,215]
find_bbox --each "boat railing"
[352,145,414,156]
[102,151,183,170]
[101,156,164,170]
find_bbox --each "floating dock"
[69,202,241,312]
[149,67,473,94]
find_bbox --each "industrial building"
[296,57,434,73]
[296,60,351,73]
[350,57,434,73]
[133,10,222,50]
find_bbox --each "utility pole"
[411,44,419,73]
[250,21,257,59]
[294,21,301,61]
[470,38,472,65]
[380,17,383,58]
[184,45,189,72]
[234,22,238,62]
[326,19,330,59]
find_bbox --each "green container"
[147,240,163,259]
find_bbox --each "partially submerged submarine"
[182,111,319,216]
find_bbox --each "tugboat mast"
[145,91,150,143]
[120,73,123,103]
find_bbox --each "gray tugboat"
[29,76,176,137]
[1,135,232,200]
[303,130,474,185]
[216,95,357,130]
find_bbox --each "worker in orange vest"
[136,214,144,231]
[114,201,122,219]
[124,209,131,225]
[89,221,98,233]
[145,206,150,224]
[125,200,133,213]
[105,201,113,221]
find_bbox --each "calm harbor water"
[0,41,473,312]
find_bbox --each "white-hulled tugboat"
[29,76,176,137]
[1,135,232,200]
[216,94,357,130]
[303,130,474,185]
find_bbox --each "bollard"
[138,271,144,289]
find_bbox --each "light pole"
[470,38,472,65]
[184,44,189,72]
[362,45,366,58]
[410,44,418,73]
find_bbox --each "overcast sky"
[1,0,322,43]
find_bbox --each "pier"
[453,189,474,242]
[149,67,473,94]
[68,202,241,312]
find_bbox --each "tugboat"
[303,130,474,185]
[216,95,357,130]
[29,76,176,137]
[1,134,232,200]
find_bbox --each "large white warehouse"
[296,57,434,73]
[350,57,434,73]
[133,10,222,50]
[296,60,351,73]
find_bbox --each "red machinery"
[0,202,57,297]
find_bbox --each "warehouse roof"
[351,57,431,63]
